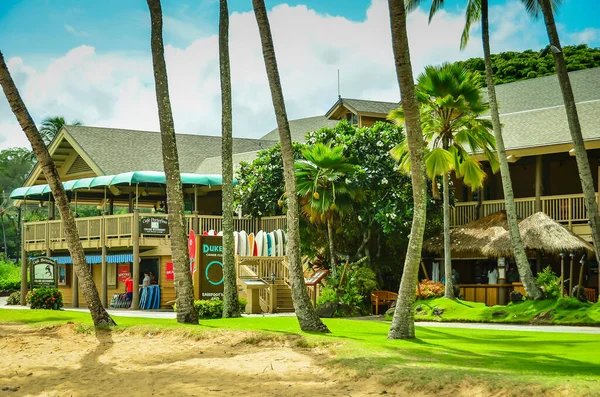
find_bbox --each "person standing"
[125,275,133,307]
[142,272,151,288]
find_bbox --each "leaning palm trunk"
[147,0,198,324]
[252,0,329,333]
[1,214,7,257]
[387,0,428,339]
[326,218,336,275]
[0,51,116,327]
[481,0,541,298]
[539,0,600,264]
[442,172,454,298]
[219,0,239,318]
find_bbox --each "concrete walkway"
[2,296,599,334]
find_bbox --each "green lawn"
[1,308,599,394]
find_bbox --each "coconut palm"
[146,0,198,324]
[386,0,429,340]
[410,0,543,299]
[390,63,498,299]
[39,116,82,145]
[295,143,360,274]
[252,0,329,333]
[0,198,16,256]
[219,0,239,318]
[0,52,116,327]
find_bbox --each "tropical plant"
[415,280,445,300]
[39,116,82,145]
[219,0,238,318]
[252,0,329,333]
[0,52,115,326]
[386,0,429,340]
[413,0,543,299]
[6,291,20,305]
[536,266,561,300]
[296,143,360,274]
[26,287,63,310]
[146,0,198,324]
[389,62,498,299]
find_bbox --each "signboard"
[31,257,57,288]
[199,236,224,300]
[189,230,196,274]
[118,264,131,282]
[140,217,169,235]
[305,269,329,286]
[165,261,174,281]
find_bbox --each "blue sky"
[0,0,599,150]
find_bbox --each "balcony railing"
[451,192,594,227]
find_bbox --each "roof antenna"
[337,69,341,99]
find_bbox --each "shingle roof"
[339,98,400,115]
[491,67,600,115]
[63,125,277,175]
[260,116,339,142]
[195,151,261,175]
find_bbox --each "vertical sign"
[199,236,224,300]
[118,265,131,283]
[188,230,196,274]
[165,261,174,281]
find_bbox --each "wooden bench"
[584,288,597,303]
[371,290,398,315]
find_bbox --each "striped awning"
[50,253,133,265]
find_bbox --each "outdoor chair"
[371,290,398,315]
[584,288,597,303]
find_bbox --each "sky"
[0,0,599,150]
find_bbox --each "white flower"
[258,211,262,216]
[345,178,351,184]
[358,215,362,221]
[381,177,388,185]
[376,140,384,147]
[390,213,397,220]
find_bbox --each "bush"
[536,266,561,299]
[6,291,20,305]
[26,287,63,310]
[316,287,338,306]
[0,260,21,291]
[176,297,247,318]
[415,280,444,300]
[556,296,591,310]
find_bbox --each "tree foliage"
[456,44,600,86]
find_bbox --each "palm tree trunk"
[387,0,428,340]
[539,0,600,265]
[219,0,239,318]
[326,218,336,275]
[0,51,116,327]
[442,172,454,298]
[252,0,329,333]
[0,214,7,256]
[147,0,198,325]
[481,0,541,299]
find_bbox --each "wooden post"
[72,265,79,308]
[128,192,133,213]
[45,221,51,258]
[192,211,199,234]
[131,209,140,309]
[20,220,27,305]
[577,255,585,299]
[270,282,277,313]
[101,214,108,308]
[109,198,114,215]
[49,201,55,220]
[420,261,430,280]
[535,155,543,212]
[560,252,565,297]
[569,251,575,297]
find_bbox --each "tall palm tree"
[390,63,498,298]
[0,198,15,256]
[296,143,360,274]
[39,116,82,145]
[527,0,600,272]
[219,0,238,318]
[252,0,329,333]
[408,0,543,299]
[386,0,428,340]
[0,51,116,327]
[146,0,198,324]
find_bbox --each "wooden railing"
[451,192,595,227]
[235,256,290,313]
[23,213,287,247]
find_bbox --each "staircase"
[274,281,294,312]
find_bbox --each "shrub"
[556,296,591,310]
[316,287,338,306]
[536,266,561,299]
[26,287,63,310]
[0,260,22,291]
[415,280,444,300]
[176,297,247,318]
[6,291,20,305]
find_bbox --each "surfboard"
[269,232,276,257]
[153,285,160,309]
[282,231,287,255]
[276,229,284,256]
[248,233,255,256]
[208,229,216,236]
[263,232,268,257]
[234,231,239,255]
[139,287,147,310]
[255,231,264,256]
[266,233,272,256]
[239,231,248,256]
[273,230,279,257]
[145,287,154,310]
[217,231,223,236]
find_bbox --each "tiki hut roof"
[482,212,594,257]
[423,211,509,257]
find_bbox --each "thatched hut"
[482,212,594,258]
[423,211,509,258]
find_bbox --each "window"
[345,113,358,125]
[58,264,68,286]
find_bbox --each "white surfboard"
[268,232,276,257]
[239,231,248,256]
[255,231,264,257]
[233,231,239,255]
[276,229,284,256]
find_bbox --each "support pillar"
[72,266,79,308]
[128,193,133,213]
[535,155,543,273]
[49,201,55,220]
[45,222,51,258]
[270,282,277,314]
[20,221,27,306]
[192,211,199,234]
[109,198,114,215]
[101,213,108,308]
[131,209,140,309]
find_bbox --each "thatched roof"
[423,212,509,257]
[482,212,594,257]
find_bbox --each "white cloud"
[565,27,600,45]
[0,0,592,151]
[64,24,89,37]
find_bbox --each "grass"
[1,308,599,394]
[404,297,600,325]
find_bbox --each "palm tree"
[219,0,238,318]
[39,116,82,145]
[252,0,329,333]
[386,0,428,340]
[146,0,198,324]
[390,63,498,299]
[0,198,15,256]
[407,0,544,299]
[527,0,600,275]
[0,51,116,327]
[296,143,360,274]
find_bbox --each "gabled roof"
[196,151,262,175]
[260,116,339,142]
[325,97,399,119]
